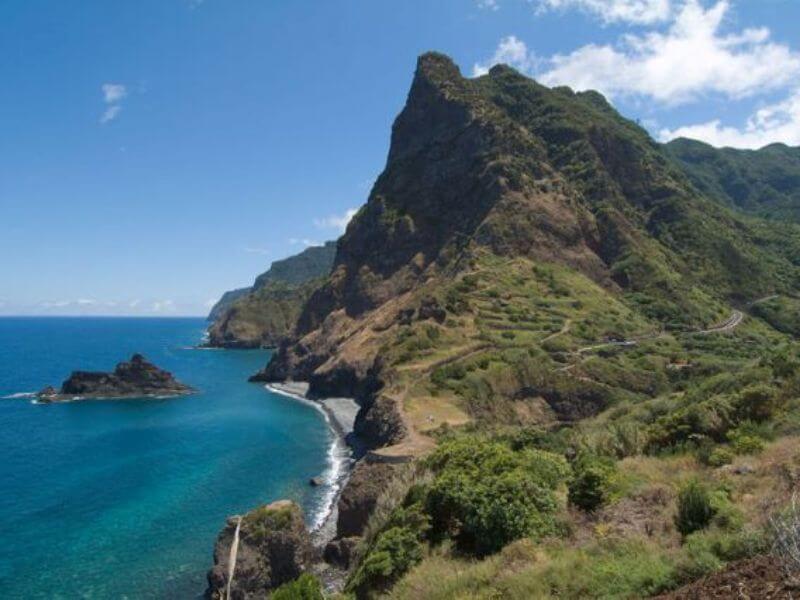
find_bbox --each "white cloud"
[100,105,122,124]
[473,35,541,76]
[102,83,127,104]
[39,300,71,309]
[151,299,176,313]
[539,1,800,104]
[289,238,322,247]
[76,298,97,306]
[477,0,500,10]
[100,83,127,124]
[129,299,141,308]
[313,207,358,234]
[659,87,800,148]
[536,0,672,25]
[477,2,800,108]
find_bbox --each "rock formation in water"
[37,354,193,402]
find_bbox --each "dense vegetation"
[666,137,800,222]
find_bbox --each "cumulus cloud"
[100,83,127,124]
[541,1,800,104]
[659,87,800,148]
[477,0,500,10]
[476,2,800,106]
[536,0,672,25]
[473,35,541,76]
[313,208,358,234]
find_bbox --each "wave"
[265,384,353,533]
[2,392,36,399]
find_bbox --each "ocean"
[0,317,335,598]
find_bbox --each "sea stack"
[37,354,194,402]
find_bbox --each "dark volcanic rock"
[323,536,360,570]
[335,460,398,538]
[205,500,313,600]
[353,395,407,449]
[38,354,193,402]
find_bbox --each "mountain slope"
[206,242,336,348]
[666,137,800,222]
[258,53,800,400]
[228,53,800,599]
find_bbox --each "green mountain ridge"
[665,137,800,222]
[206,241,336,348]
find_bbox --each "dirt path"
[542,318,571,343]
[225,516,242,600]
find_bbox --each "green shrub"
[676,480,717,537]
[568,454,617,512]
[706,446,734,467]
[735,384,780,422]
[349,526,423,595]
[729,433,765,455]
[424,435,569,556]
[271,574,324,600]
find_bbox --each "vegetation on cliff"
[230,52,800,597]
[206,241,336,348]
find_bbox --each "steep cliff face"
[205,501,313,599]
[256,53,800,424]
[207,242,336,348]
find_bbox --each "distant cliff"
[206,242,336,348]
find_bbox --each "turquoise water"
[0,317,333,598]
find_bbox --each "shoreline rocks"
[37,354,194,402]
[205,500,313,599]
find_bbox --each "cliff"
[205,500,313,599]
[206,242,336,348]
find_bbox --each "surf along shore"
[264,381,361,544]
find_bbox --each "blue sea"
[0,317,335,599]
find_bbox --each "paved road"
[695,310,743,335]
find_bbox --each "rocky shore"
[37,354,194,402]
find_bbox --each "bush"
[735,384,780,422]
[706,446,734,467]
[568,454,617,512]
[348,526,424,595]
[424,435,569,556]
[676,480,717,537]
[271,574,324,600]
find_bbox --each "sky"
[1,0,798,316]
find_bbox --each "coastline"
[264,382,359,545]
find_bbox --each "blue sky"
[1,0,798,316]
